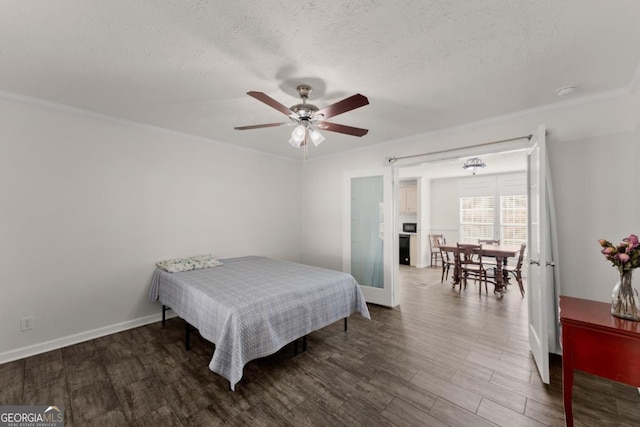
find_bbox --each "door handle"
[546,261,556,267]
[529,259,540,266]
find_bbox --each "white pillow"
[156,254,223,273]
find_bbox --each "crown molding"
[1,78,636,166]
[420,86,632,140]
[359,85,635,158]
[0,89,300,164]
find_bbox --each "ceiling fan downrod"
[290,85,319,120]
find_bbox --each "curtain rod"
[387,134,533,164]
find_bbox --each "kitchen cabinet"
[399,187,417,213]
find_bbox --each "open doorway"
[391,128,559,385]
[397,149,528,270]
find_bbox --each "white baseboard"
[0,311,177,364]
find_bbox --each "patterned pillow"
[156,254,223,273]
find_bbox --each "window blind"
[500,195,527,245]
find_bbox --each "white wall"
[301,90,640,305]
[548,131,636,301]
[430,178,458,243]
[0,96,301,361]
[636,121,640,228]
[300,150,391,270]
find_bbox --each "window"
[500,195,528,245]
[459,196,494,243]
[458,173,527,245]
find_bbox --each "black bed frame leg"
[294,335,308,356]
[162,305,172,327]
[185,322,191,351]
[344,318,348,332]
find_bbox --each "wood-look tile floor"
[2,266,640,426]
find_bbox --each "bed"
[147,256,370,390]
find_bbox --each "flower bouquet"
[599,234,640,320]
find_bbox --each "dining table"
[439,243,521,295]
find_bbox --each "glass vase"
[611,270,640,321]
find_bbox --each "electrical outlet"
[20,316,34,331]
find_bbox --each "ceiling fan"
[234,84,369,148]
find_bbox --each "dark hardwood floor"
[2,266,640,426]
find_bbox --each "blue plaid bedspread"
[148,256,370,390]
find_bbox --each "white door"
[343,168,397,307]
[527,124,550,384]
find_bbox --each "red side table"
[560,296,640,426]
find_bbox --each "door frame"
[393,127,558,383]
[343,167,398,307]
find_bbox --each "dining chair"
[478,239,500,266]
[439,245,456,284]
[504,243,527,297]
[478,239,500,245]
[456,243,488,294]
[429,234,445,267]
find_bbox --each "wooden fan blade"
[315,94,369,119]
[234,122,291,130]
[247,91,293,116]
[319,121,368,137]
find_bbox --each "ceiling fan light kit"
[288,124,306,148]
[309,127,325,146]
[235,84,369,149]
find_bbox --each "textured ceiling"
[1,0,640,160]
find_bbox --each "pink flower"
[599,234,639,271]
[617,253,630,263]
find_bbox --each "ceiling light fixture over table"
[234,85,369,148]
[462,157,486,175]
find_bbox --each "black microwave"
[403,223,417,233]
